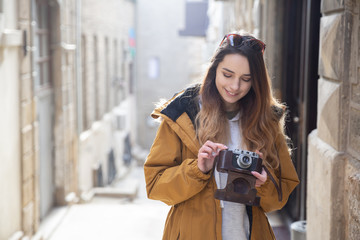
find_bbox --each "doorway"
[281,0,321,221]
[32,0,55,219]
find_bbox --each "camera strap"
[263,164,282,202]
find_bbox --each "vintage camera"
[214,149,263,206]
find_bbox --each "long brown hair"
[196,35,288,169]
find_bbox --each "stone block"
[18,0,31,20]
[22,126,33,155]
[318,13,344,80]
[33,172,40,231]
[21,101,33,128]
[21,76,32,102]
[321,0,344,14]
[22,152,34,181]
[307,130,346,240]
[67,51,75,66]
[22,202,34,236]
[34,148,39,172]
[345,158,360,239]
[22,178,34,207]
[349,107,360,154]
[349,223,360,240]
[34,122,39,152]
[62,87,69,106]
[21,54,32,75]
[317,78,341,150]
[351,81,360,104]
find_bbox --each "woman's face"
[215,53,252,111]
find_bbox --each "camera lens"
[237,154,252,169]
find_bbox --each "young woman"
[144,33,299,240]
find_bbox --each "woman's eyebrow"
[222,67,251,77]
[222,67,235,73]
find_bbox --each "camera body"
[217,149,262,174]
[215,149,263,206]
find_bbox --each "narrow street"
[47,166,170,240]
[41,164,290,240]
[1,1,359,239]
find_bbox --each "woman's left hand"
[251,150,267,187]
[251,168,267,187]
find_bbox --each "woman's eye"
[242,78,251,82]
[223,73,232,78]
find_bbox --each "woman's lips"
[225,88,238,97]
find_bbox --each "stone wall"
[0,0,22,238]
[12,0,79,237]
[307,0,360,239]
[0,0,135,239]
[18,0,38,236]
[52,0,78,207]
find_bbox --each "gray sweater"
[214,112,250,240]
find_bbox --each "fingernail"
[212,152,216,156]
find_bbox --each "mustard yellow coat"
[144,86,299,240]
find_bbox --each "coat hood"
[151,84,201,156]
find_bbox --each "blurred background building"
[135,0,209,148]
[0,0,135,239]
[0,0,359,239]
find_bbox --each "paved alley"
[44,165,290,240]
[47,166,170,240]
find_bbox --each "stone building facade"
[0,0,23,238]
[0,0,135,239]
[77,0,136,202]
[136,0,208,149]
[307,1,360,239]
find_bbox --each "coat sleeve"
[256,133,300,212]
[144,120,211,206]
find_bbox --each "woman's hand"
[197,140,228,174]
[251,150,267,187]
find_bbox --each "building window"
[105,37,110,112]
[0,0,3,41]
[120,40,126,101]
[94,36,99,120]
[148,57,160,79]
[113,39,119,105]
[33,0,51,89]
[179,1,209,36]
[81,35,88,130]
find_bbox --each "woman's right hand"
[197,140,228,174]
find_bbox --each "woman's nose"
[229,79,240,91]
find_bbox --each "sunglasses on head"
[219,34,266,54]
